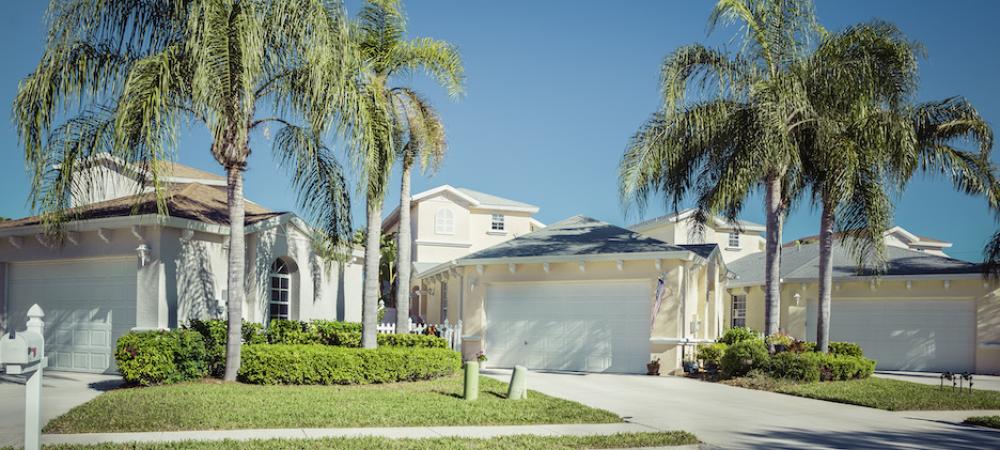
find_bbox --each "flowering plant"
[476,350,488,363]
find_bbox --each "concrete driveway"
[486,370,1000,449]
[0,371,121,448]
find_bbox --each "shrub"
[188,319,269,375]
[238,344,461,385]
[765,351,876,381]
[767,352,822,382]
[324,331,447,348]
[789,340,816,353]
[765,332,794,348]
[719,327,758,345]
[243,322,267,344]
[828,342,864,358]
[266,320,319,344]
[697,343,727,371]
[311,320,362,344]
[115,330,208,386]
[720,339,769,378]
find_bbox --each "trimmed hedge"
[828,342,864,358]
[187,319,270,376]
[721,339,769,378]
[766,351,876,382]
[719,327,759,345]
[115,330,208,386]
[237,344,461,385]
[326,331,447,348]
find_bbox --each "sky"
[1,1,998,262]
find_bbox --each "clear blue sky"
[1,1,997,261]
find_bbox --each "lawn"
[45,375,620,433]
[725,376,1000,411]
[39,433,699,450]
[965,416,1000,429]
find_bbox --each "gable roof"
[382,184,540,230]
[454,187,538,210]
[630,208,765,233]
[728,240,981,286]
[457,215,700,261]
[786,225,952,250]
[0,183,281,230]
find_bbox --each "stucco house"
[416,216,727,374]
[381,185,545,320]
[629,208,766,263]
[0,158,363,374]
[726,237,999,374]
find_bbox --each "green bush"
[115,330,208,386]
[719,327,759,345]
[324,331,447,348]
[697,343,727,370]
[765,351,876,381]
[237,344,461,385]
[243,322,267,344]
[187,319,269,375]
[720,339,769,378]
[266,319,320,344]
[828,342,864,358]
[311,320,362,344]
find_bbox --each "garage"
[6,258,137,374]
[807,299,976,372]
[485,281,652,373]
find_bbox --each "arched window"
[435,208,455,235]
[269,259,291,321]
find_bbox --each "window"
[490,213,505,232]
[731,294,746,328]
[728,232,740,248]
[269,260,291,321]
[435,208,454,235]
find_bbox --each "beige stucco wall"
[725,278,1000,374]
[418,257,723,374]
[635,219,765,263]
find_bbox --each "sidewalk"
[42,423,666,446]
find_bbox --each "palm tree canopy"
[14,0,356,250]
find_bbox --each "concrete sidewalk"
[41,423,678,447]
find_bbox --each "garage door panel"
[7,259,136,374]
[807,299,974,372]
[486,281,650,374]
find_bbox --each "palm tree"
[619,0,821,340]
[349,0,462,348]
[14,0,357,380]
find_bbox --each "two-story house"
[382,185,544,322]
[0,156,363,374]
[629,208,766,263]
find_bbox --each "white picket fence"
[377,318,463,352]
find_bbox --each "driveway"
[485,370,1000,449]
[0,371,121,448]
[875,371,1000,391]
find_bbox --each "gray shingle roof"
[680,244,719,260]
[456,187,537,210]
[457,215,696,261]
[728,241,981,285]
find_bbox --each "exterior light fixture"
[136,244,151,267]
[793,292,801,306]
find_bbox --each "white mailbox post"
[1,304,46,450]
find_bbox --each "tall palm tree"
[349,0,462,348]
[14,0,357,380]
[619,0,821,339]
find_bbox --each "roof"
[456,215,697,261]
[630,208,765,233]
[454,187,538,210]
[0,183,281,229]
[728,240,981,286]
[680,244,719,260]
[163,161,225,182]
[786,226,952,250]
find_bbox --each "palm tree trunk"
[361,197,383,349]
[395,164,413,333]
[763,175,784,343]
[816,202,835,353]
[223,166,245,381]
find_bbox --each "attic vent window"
[435,208,455,235]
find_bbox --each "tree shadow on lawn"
[434,389,507,400]
[736,423,1000,450]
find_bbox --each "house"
[629,208,766,263]
[726,238,1000,373]
[789,225,954,257]
[415,216,727,374]
[0,158,363,374]
[381,185,544,320]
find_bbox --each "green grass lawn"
[45,375,620,433]
[725,376,1000,411]
[965,416,1000,429]
[38,432,698,450]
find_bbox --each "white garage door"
[807,299,975,372]
[485,281,651,373]
[7,258,137,374]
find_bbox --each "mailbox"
[2,330,44,366]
